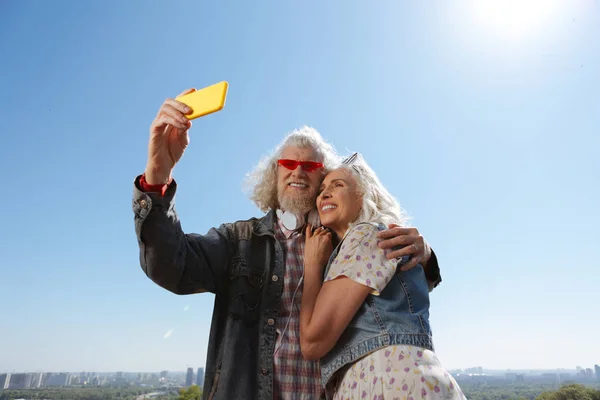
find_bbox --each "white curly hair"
[244,126,341,212]
[339,152,411,229]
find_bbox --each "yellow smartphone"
[176,81,229,120]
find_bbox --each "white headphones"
[273,208,322,355]
[274,209,306,355]
[275,209,304,231]
[274,270,304,356]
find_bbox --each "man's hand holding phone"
[145,88,195,185]
[144,81,228,185]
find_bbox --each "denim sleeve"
[132,175,232,295]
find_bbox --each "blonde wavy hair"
[340,153,411,229]
[244,126,341,212]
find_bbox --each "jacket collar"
[254,209,277,237]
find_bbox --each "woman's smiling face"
[316,167,362,238]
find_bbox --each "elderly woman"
[300,153,465,399]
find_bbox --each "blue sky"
[0,0,598,373]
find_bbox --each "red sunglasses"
[277,159,324,172]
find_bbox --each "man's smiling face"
[276,145,323,215]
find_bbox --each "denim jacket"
[319,223,434,397]
[132,177,441,400]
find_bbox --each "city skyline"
[2,368,598,399]
[2,365,598,375]
[2,365,598,383]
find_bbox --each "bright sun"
[469,0,565,40]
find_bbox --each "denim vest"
[319,222,434,393]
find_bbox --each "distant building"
[196,367,204,387]
[44,372,71,387]
[595,365,600,382]
[30,373,43,388]
[559,373,571,381]
[464,366,484,375]
[8,373,32,389]
[505,373,526,383]
[185,367,194,387]
[0,373,11,389]
[586,368,594,378]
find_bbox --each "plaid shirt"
[273,218,323,399]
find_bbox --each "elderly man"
[132,89,441,400]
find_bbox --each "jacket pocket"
[227,257,264,326]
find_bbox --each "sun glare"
[470,0,565,40]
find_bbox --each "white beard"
[278,192,314,216]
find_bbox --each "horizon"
[1,366,597,374]
[1,0,598,373]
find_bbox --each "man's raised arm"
[132,88,232,295]
[133,175,232,295]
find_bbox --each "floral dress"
[324,224,466,400]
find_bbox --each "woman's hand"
[304,225,333,274]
